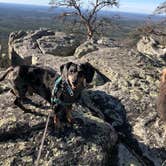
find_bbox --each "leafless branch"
[154,1,166,14]
[49,0,119,39]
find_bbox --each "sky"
[0,0,164,14]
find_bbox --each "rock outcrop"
[97,37,117,47]
[74,38,117,58]
[81,47,166,165]
[1,29,166,165]
[8,29,80,66]
[0,92,117,165]
[74,40,99,58]
[137,36,166,65]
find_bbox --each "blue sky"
[0,0,164,14]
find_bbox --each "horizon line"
[0,2,161,16]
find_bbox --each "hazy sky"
[0,0,164,14]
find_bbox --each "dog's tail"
[0,67,14,81]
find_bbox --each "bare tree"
[154,1,166,14]
[49,0,119,39]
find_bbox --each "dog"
[0,62,95,127]
[157,68,166,134]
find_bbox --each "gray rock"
[74,38,118,59]
[81,47,166,165]
[132,111,166,165]
[81,88,126,128]
[74,40,99,58]
[37,32,79,56]
[117,143,142,166]
[97,37,117,47]
[3,32,166,165]
[0,53,10,68]
[137,36,166,63]
[0,92,117,165]
[8,29,80,66]
[81,48,143,81]
[0,82,10,94]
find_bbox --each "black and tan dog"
[0,62,95,126]
[157,68,166,132]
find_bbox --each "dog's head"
[60,62,95,90]
[161,68,166,83]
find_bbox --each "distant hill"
[0,2,163,54]
[99,10,164,21]
[0,2,163,21]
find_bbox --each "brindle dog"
[0,62,95,127]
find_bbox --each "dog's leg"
[12,85,33,113]
[0,66,14,82]
[53,114,61,129]
[66,111,72,123]
[14,97,26,110]
[65,106,73,124]
[27,86,34,96]
[14,96,46,117]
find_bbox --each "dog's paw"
[53,115,61,129]
[67,117,74,124]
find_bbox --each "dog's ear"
[60,62,73,80]
[60,62,73,75]
[81,62,95,83]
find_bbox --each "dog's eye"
[69,69,75,74]
[69,69,77,73]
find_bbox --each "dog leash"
[35,76,74,165]
[35,110,51,166]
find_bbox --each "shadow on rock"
[0,91,117,165]
[0,89,165,165]
[81,89,166,166]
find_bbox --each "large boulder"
[81,48,143,81]
[8,29,79,66]
[81,47,166,165]
[97,37,117,47]
[137,36,166,59]
[74,38,117,59]
[2,31,166,165]
[74,40,99,58]
[0,92,117,165]
[37,32,79,56]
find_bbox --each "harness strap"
[51,76,74,106]
[64,81,74,96]
[51,98,71,106]
[52,76,62,96]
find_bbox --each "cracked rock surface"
[1,29,166,165]
[0,92,117,165]
[8,29,80,66]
